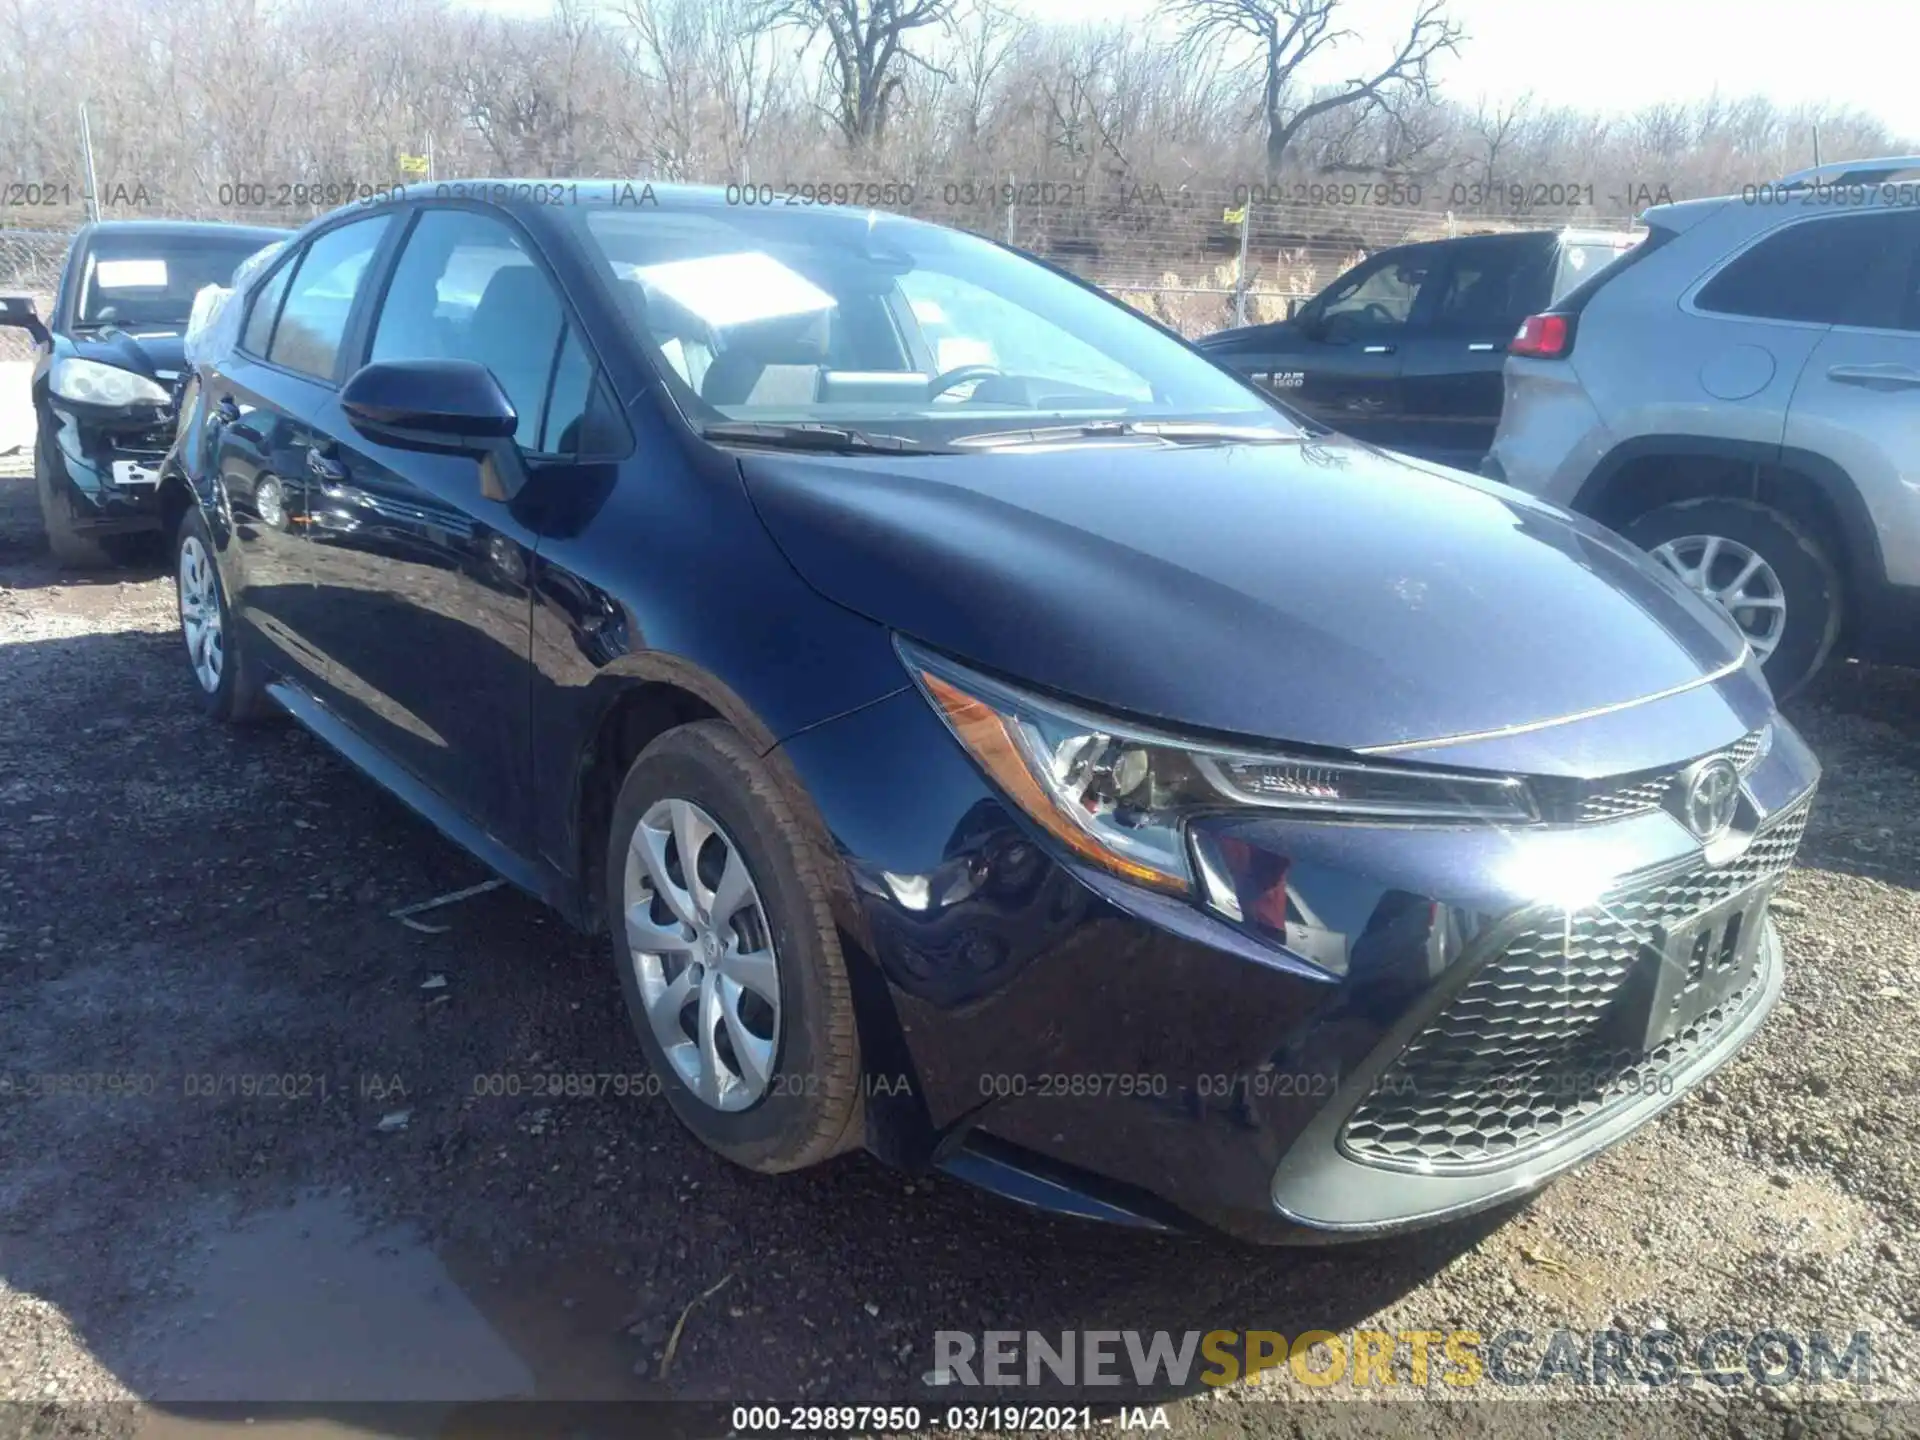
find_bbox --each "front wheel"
[175,507,276,723]
[1626,498,1841,698]
[605,720,862,1173]
[34,445,113,570]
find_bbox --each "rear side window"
[1695,213,1908,325]
[371,209,565,450]
[241,260,294,356]
[1838,209,1920,332]
[1429,242,1550,333]
[268,216,390,380]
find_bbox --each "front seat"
[701,312,830,408]
[465,265,563,440]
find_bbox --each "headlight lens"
[50,358,170,408]
[900,639,1536,895]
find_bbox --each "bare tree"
[948,0,1020,144]
[1163,0,1461,174]
[1464,93,1530,191]
[760,0,959,148]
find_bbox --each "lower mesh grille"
[1340,800,1811,1173]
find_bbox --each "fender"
[1573,433,1888,595]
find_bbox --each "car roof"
[314,179,951,236]
[369,179,771,212]
[81,219,291,243]
[1368,228,1629,263]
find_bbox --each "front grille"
[1340,799,1810,1174]
[1571,728,1768,824]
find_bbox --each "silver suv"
[1486,157,1920,694]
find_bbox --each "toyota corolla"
[158,183,1819,1242]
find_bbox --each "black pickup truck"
[1196,227,1639,472]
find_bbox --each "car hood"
[64,326,187,382]
[739,438,1750,755]
[1196,322,1296,352]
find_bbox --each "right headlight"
[899,638,1537,896]
[50,358,170,409]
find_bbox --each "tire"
[175,507,277,723]
[34,444,114,570]
[604,720,862,1173]
[1626,498,1841,698]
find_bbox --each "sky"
[460,0,1920,143]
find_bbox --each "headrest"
[473,265,552,327]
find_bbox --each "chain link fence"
[0,176,1642,362]
[0,226,72,364]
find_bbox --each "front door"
[1286,247,1438,448]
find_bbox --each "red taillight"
[1510,312,1572,358]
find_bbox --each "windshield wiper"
[701,421,954,455]
[952,420,1302,450]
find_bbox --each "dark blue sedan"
[156,182,1819,1242]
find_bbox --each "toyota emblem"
[1681,757,1741,841]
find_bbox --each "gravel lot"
[0,453,1916,1439]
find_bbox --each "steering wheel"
[1358,302,1394,326]
[926,364,1004,400]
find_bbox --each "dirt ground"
[1,453,1918,1439]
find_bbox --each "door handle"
[1362,344,1396,355]
[306,446,348,483]
[1828,363,1920,391]
[1467,342,1500,352]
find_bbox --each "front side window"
[268,216,390,381]
[539,325,625,455]
[1311,254,1434,336]
[371,209,567,449]
[577,204,1290,442]
[1696,213,1909,325]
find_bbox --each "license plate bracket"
[1634,884,1771,1050]
[110,459,161,487]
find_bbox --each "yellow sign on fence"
[398,154,430,177]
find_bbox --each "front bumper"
[37,397,175,534]
[776,684,1820,1243]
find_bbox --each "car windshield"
[77,233,274,330]
[578,202,1296,444]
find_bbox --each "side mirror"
[0,293,49,345]
[340,359,526,500]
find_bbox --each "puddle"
[116,1193,535,1404]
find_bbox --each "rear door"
[203,214,393,689]
[1396,234,1552,469]
[1783,207,1920,590]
